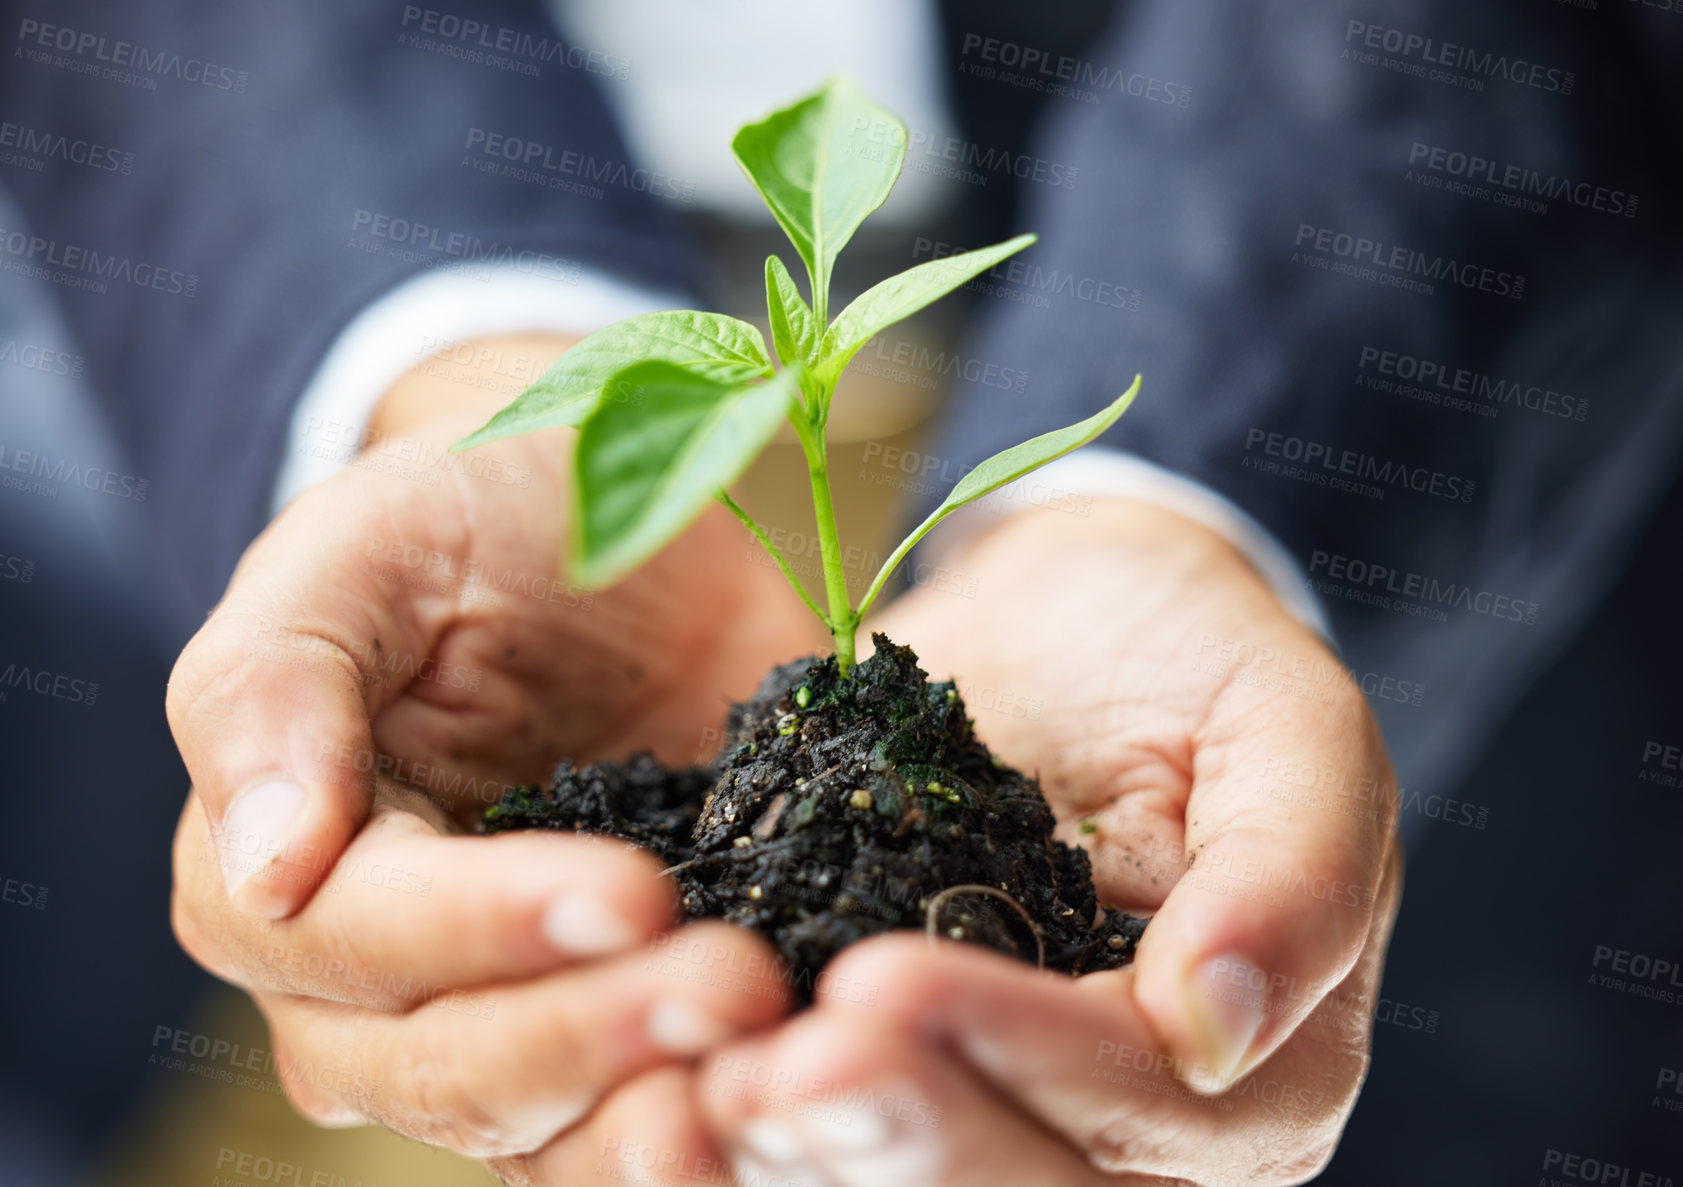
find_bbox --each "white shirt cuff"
[269,265,687,516]
[949,447,1333,639]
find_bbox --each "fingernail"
[647,999,731,1056]
[797,1082,941,1187]
[1186,953,1268,1089]
[543,894,640,956]
[219,780,306,908]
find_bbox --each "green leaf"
[765,254,817,367]
[572,360,800,588]
[814,233,1038,387]
[854,375,1144,620]
[451,311,771,451]
[731,78,905,324]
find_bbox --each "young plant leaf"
[572,360,800,588]
[451,311,772,452]
[854,375,1144,620]
[814,233,1038,387]
[765,254,817,367]
[731,78,905,323]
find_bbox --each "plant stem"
[790,400,857,673]
[715,490,830,627]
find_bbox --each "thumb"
[1131,685,1398,1093]
[166,482,448,919]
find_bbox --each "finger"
[700,1010,1127,1187]
[1132,678,1398,1091]
[172,792,678,1003]
[258,921,791,1159]
[822,934,1360,1182]
[166,470,465,919]
[497,1066,725,1186]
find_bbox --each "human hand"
[681,497,1402,1185]
[165,333,820,1173]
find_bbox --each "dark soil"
[484,634,1146,1000]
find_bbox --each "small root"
[924,883,1045,969]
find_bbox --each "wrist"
[366,332,580,460]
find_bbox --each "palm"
[261,445,824,818]
[868,528,1236,914]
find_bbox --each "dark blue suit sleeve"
[0,0,697,639]
[926,0,1683,794]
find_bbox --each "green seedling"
[454,78,1140,673]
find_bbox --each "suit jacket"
[928,0,1683,804]
[0,0,698,644]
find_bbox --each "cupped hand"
[165,334,822,1174]
[687,497,1403,1185]
[527,496,1400,1186]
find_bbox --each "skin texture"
[166,334,822,1164]
[536,503,1403,1187]
[168,335,1401,1185]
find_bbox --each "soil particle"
[485,634,1146,1000]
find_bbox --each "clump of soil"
[485,634,1145,998]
